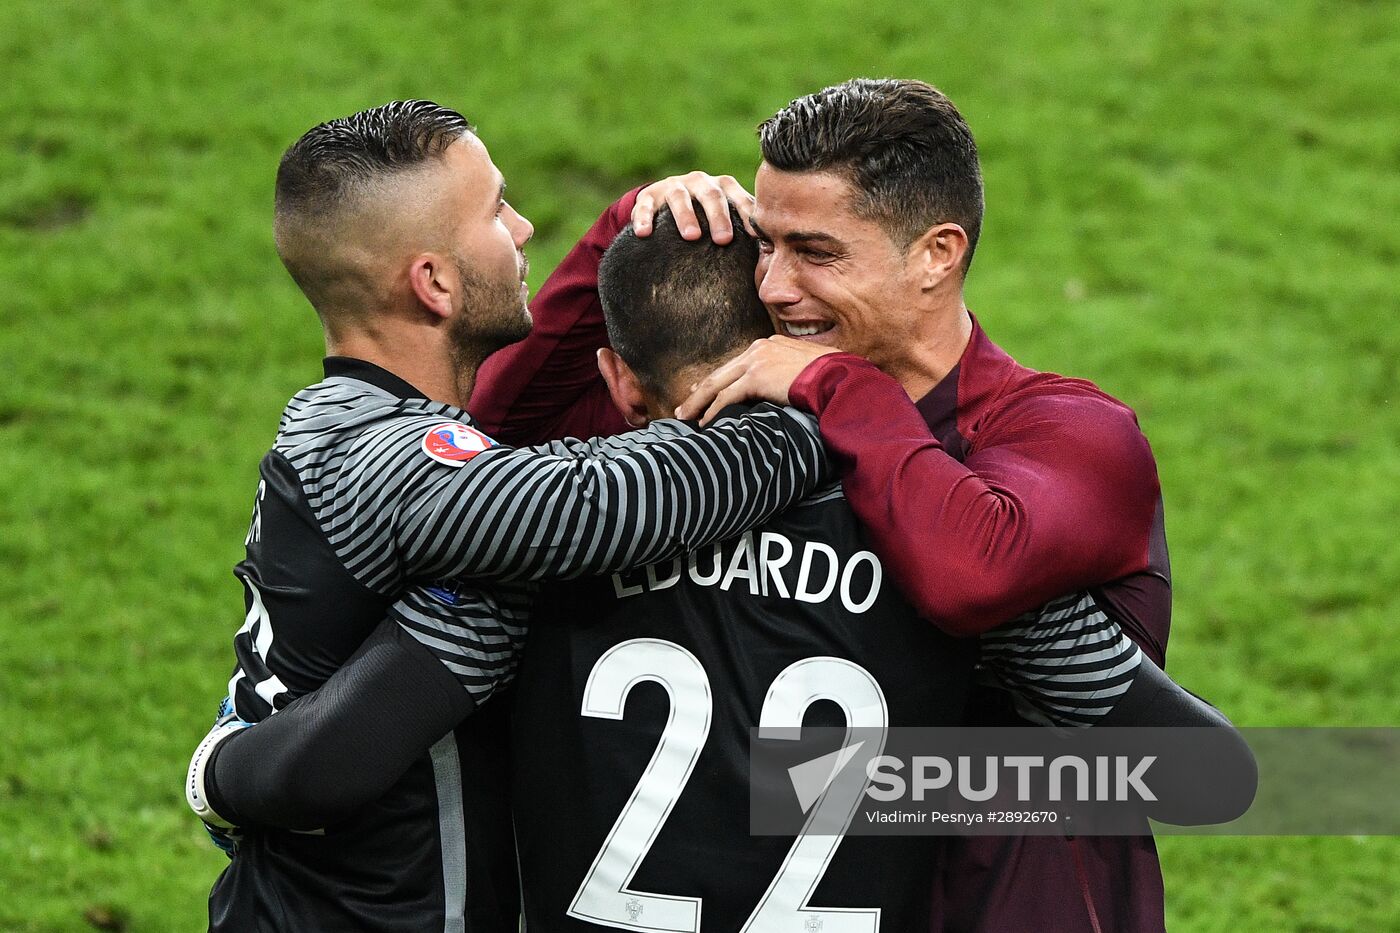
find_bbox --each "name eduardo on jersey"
[512,484,974,932]
[609,524,883,615]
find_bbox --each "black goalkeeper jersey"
[510,484,977,932]
[205,358,827,933]
[210,451,521,930]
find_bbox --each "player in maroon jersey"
[674,79,1174,933]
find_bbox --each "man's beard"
[448,252,532,395]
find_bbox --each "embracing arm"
[200,618,468,831]
[392,407,826,584]
[198,405,826,828]
[789,355,1159,635]
[980,593,1257,824]
[194,576,529,831]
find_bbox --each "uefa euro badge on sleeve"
[422,422,496,467]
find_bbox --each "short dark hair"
[759,78,984,271]
[598,202,770,394]
[275,99,473,217]
[274,100,474,313]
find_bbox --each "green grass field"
[2,1,1397,929]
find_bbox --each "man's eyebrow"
[750,219,842,248]
[784,231,843,246]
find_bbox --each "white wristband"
[186,720,246,829]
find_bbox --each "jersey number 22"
[569,637,889,932]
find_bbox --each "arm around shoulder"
[791,356,1160,634]
[203,619,474,831]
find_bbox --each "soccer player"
[187,100,830,932]
[676,78,1180,932]
[201,204,1251,931]
[508,206,1234,930]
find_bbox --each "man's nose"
[758,252,801,306]
[506,204,533,247]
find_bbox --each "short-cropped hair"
[599,202,771,394]
[275,99,473,218]
[759,78,984,271]
[273,100,473,310]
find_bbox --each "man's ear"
[597,348,651,428]
[408,252,456,320]
[908,223,969,291]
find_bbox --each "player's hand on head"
[676,336,841,425]
[632,171,756,243]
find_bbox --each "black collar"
[322,357,428,401]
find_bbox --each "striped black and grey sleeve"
[386,581,533,701]
[365,404,825,587]
[977,591,1143,727]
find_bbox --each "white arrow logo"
[787,741,867,813]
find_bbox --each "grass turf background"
[1,1,1396,929]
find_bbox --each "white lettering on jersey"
[610,531,883,614]
[570,642,886,932]
[244,479,266,547]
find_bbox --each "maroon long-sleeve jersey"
[790,325,1172,933]
[471,193,1173,933]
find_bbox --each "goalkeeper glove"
[186,697,251,856]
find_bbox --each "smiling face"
[752,162,931,376]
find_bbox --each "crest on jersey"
[425,580,465,607]
[422,422,495,467]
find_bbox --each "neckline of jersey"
[322,356,429,401]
